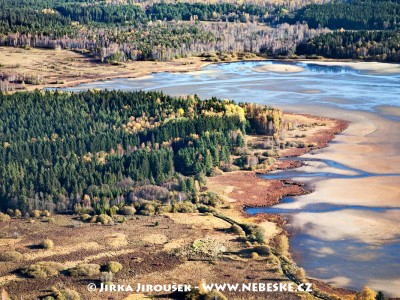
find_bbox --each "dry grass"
[164,213,231,230]
[280,113,343,156]
[105,261,123,273]
[163,238,188,251]
[0,212,305,299]
[0,213,10,222]
[40,239,54,250]
[22,261,65,278]
[0,46,210,92]
[141,234,168,245]
[104,233,128,248]
[22,242,100,261]
[123,294,151,300]
[257,221,281,242]
[0,251,23,262]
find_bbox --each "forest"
[146,3,269,22]
[0,90,282,214]
[283,0,400,30]
[0,0,270,35]
[0,0,279,62]
[0,0,299,62]
[296,30,400,61]
[55,3,148,25]
[0,0,399,66]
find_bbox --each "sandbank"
[253,64,305,73]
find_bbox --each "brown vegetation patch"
[0,47,211,92]
[280,113,349,157]
[208,171,306,209]
[141,234,168,245]
[165,213,231,230]
[0,214,196,298]
[104,233,128,248]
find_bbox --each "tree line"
[283,0,400,30]
[297,30,400,61]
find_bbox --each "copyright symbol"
[87,283,97,292]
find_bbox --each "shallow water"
[260,157,400,180]
[246,197,400,214]
[60,61,400,119]
[56,61,400,296]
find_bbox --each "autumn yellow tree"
[355,286,377,300]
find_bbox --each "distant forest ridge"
[2,0,399,32]
[297,30,400,61]
[0,0,399,62]
[284,0,400,30]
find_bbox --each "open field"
[1,212,303,300]
[0,47,213,92]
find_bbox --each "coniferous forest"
[0,90,282,214]
[296,30,400,61]
[285,0,400,60]
[284,0,400,30]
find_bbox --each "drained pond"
[55,60,400,296]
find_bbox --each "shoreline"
[40,59,214,91]
[0,47,267,93]
[48,58,400,91]
[214,107,400,298]
[27,60,215,92]
[2,46,399,94]
[211,114,349,210]
[207,114,353,298]
[45,59,400,92]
